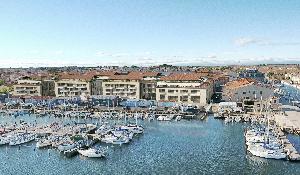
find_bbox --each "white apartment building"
[55,74,92,97]
[102,79,141,99]
[13,79,42,96]
[156,73,214,106]
[101,72,160,100]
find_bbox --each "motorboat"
[248,145,286,160]
[0,135,11,145]
[101,134,130,145]
[78,148,106,158]
[101,134,117,144]
[64,148,79,158]
[175,116,182,121]
[95,124,111,135]
[120,124,144,134]
[36,138,53,148]
[57,142,76,152]
[157,115,172,121]
[9,133,36,146]
[111,136,130,145]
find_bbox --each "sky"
[0,0,300,67]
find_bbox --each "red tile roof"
[224,78,256,89]
[160,73,206,81]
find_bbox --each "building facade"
[222,78,275,112]
[155,73,214,106]
[13,79,42,96]
[54,74,92,97]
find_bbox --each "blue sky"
[0,0,300,67]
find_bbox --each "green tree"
[0,79,4,86]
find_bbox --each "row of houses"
[12,69,276,111]
[12,71,228,106]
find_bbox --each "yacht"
[78,148,107,158]
[36,137,53,148]
[157,115,172,121]
[57,142,76,152]
[101,134,118,144]
[175,115,182,121]
[95,124,111,135]
[120,124,144,134]
[9,133,36,146]
[101,133,130,145]
[0,135,10,145]
[248,145,286,159]
[111,136,130,145]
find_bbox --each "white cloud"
[235,37,300,47]
[234,37,261,46]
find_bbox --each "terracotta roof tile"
[224,78,257,89]
[160,73,206,81]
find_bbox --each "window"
[159,89,165,93]
[180,96,189,102]
[253,91,256,94]
[191,90,198,94]
[191,96,200,103]
[260,91,263,95]
[243,92,246,94]
[168,90,175,93]
[160,95,165,100]
[168,96,178,101]
[180,90,188,93]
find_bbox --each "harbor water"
[1,115,300,175]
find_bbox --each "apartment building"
[222,78,274,102]
[102,72,161,100]
[222,78,274,112]
[156,73,214,106]
[13,77,42,96]
[90,71,117,95]
[55,73,92,97]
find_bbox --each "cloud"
[235,37,300,47]
[234,37,262,46]
[95,51,154,58]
